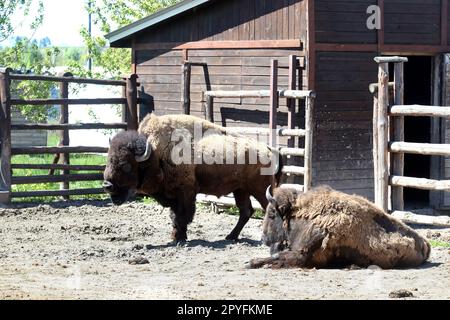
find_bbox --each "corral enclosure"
[106,0,450,211]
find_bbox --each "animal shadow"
[145,237,262,250]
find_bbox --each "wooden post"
[205,95,214,122]
[0,68,12,204]
[375,61,390,212]
[287,55,297,148]
[372,92,379,203]
[269,59,279,148]
[391,62,405,211]
[304,96,314,192]
[59,72,73,199]
[181,62,191,114]
[121,85,127,124]
[126,74,139,131]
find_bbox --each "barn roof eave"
[105,0,213,47]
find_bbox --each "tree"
[69,0,181,79]
[0,0,44,42]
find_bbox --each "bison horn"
[266,185,275,204]
[135,139,152,163]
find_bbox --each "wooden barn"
[106,0,450,212]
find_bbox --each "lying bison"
[103,114,280,242]
[249,186,430,269]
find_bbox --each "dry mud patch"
[0,201,449,300]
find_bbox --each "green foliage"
[0,0,44,42]
[71,0,181,79]
[429,239,450,249]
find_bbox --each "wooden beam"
[391,62,405,211]
[282,166,305,176]
[134,39,303,50]
[11,164,105,171]
[389,142,450,157]
[12,174,104,185]
[9,74,126,86]
[315,43,450,54]
[390,105,450,118]
[59,72,72,199]
[205,95,214,123]
[375,62,390,212]
[287,55,297,148]
[391,211,450,227]
[377,0,385,52]
[12,188,105,198]
[0,68,12,203]
[181,62,192,114]
[11,123,128,130]
[442,0,448,47]
[304,95,314,192]
[279,129,306,137]
[390,176,450,191]
[279,147,305,157]
[307,0,316,90]
[316,43,378,52]
[12,146,108,155]
[269,59,279,148]
[126,74,139,130]
[11,98,127,106]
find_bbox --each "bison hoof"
[225,234,239,241]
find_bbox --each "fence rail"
[0,67,140,203]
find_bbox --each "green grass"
[429,239,450,249]
[224,205,265,220]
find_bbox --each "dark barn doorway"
[402,56,433,209]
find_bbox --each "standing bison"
[249,186,430,269]
[103,114,280,242]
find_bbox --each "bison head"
[262,186,298,254]
[103,131,154,205]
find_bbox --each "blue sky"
[4,0,101,47]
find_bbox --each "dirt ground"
[0,200,449,300]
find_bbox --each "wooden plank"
[12,188,105,198]
[12,146,108,155]
[389,142,450,156]
[11,98,127,106]
[391,62,405,211]
[11,164,105,171]
[134,40,303,50]
[390,175,450,191]
[391,211,450,227]
[279,129,306,137]
[0,68,12,203]
[12,174,104,185]
[9,74,126,86]
[11,123,128,130]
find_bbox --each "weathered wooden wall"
[315,0,377,44]
[313,51,377,200]
[443,53,450,207]
[137,48,306,130]
[134,0,307,44]
[384,0,441,45]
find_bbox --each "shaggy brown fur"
[104,114,279,242]
[250,186,431,269]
